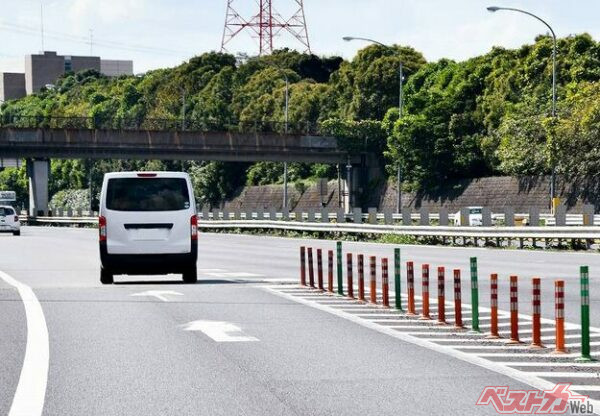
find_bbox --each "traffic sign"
[0,191,16,202]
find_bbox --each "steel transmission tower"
[221,0,311,55]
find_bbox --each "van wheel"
[12,230,20,236]
[183,268,197,284]
[100,268,114,285]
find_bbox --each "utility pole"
[89,29,94,55]
[40,1,45,52]
[180,88,187,131]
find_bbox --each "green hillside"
[2,34,600,208]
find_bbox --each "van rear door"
[0,207,14,230]
[103,174,194,255]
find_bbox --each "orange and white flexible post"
[554,280,567,353]
[370,256,377,304]
[454,269,463,328]
[382,258,389,308]
[358,254,365,302]
[420,264,431,320]
[437,267,446,324]
[327,250,334,293]
[530,277,543,348]
[508,275,520,344]
[317,249,324,291]
[487,274,499,339]
[407,261,415,315]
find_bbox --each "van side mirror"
[91,199,100,213]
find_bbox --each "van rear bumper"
[100,241,198,275]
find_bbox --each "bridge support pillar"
[27,159,49,217]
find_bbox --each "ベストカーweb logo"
[476,383,593,414]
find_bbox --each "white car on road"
[0,206,20,236]
[98,172,198,284]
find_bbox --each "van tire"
[100,268,114,285]
[12,230,20,236]
[183,268,197,284]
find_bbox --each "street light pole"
[344,36,404,213]
[179,87,187,131]
[270,66,291,210]
[487,6,558,209]
[283,75,289,210]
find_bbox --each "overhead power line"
[0,22,190,56]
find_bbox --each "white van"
[0,205,20,236]
[99,172,198,284]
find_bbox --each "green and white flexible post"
[337,241,343,295]
[394,248,402,311]
[577,266,594,362]
[470,257,480,333]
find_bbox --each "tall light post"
[487,6,558,209]
[344,36,404,213]
[270,67,290,209]
[179,87,187,131]
[283,74,289,210]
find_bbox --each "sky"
[0,0,599,74]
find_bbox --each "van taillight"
[191,215,198,240]
[99,216,107,242]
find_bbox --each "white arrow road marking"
[130,290,184,302]
[182,320,259,342]
[0,271,49,416]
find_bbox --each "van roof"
[104,172,190,179]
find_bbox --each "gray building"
[0,51,134,100]
[101,59,134,77]
[0,73,26,102]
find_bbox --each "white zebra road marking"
[0,271,49,416]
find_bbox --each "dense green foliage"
[3,34,600,207]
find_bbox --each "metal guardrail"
[0,115,322,135]
[21,215,600,241]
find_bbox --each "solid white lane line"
[0,271,49,416]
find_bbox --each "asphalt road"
[0,226,596,415]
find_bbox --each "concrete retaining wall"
[214,176,599,213]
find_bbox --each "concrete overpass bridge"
[0,118,379,215]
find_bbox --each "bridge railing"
[0,115,322,135]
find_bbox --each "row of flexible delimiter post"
[300,243,594,361]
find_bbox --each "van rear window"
[106,178,190,211]
[0,207,14,216]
